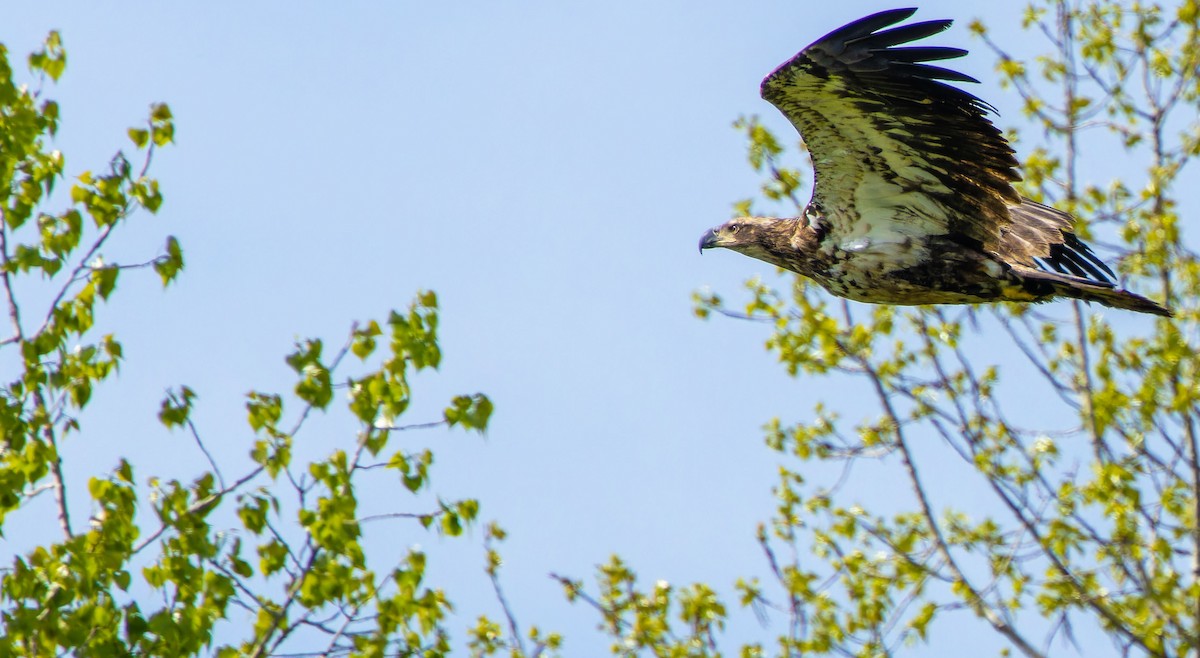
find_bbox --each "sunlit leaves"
[391,289,441,370]
[10,288,513,656]
[733,115,808,212]
[219,294,511,654]
[445,394,493,432]
[573,556,730,656]
[1,460,142,654]
[149,102,174,146]
[158,386,196,428]
[154,235,184,285]
[236,491,272,535]
[390,448,432,493]
[287,343,332,413]
[1,45,183,634]
[128,127,149,149]
[0,31,542,658]
[27,31,65,82]
[242,395,279,436]
[351,318,381,359]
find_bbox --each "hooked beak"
[698,228,719,253]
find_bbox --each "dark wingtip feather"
[859,20,954,49]
[811,8,919,50]
[1037,234,1117,283]
[886,46,969,63]
[1062,233,1116,279]
[898,63,980,84]
[763,9,979,94]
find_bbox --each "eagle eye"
[729,223,741,234]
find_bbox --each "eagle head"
[698,216,787,256]
[699,216,817,275]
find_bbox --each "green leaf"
[444,394,493,432]
[128,127,149,148]
[154,235,184,285]
[158,386,196,428]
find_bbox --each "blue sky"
[1,2,1146,654]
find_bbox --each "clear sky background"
[1,2,1164,655]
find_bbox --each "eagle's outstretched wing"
[760,8,1107,280]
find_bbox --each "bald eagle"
[699,8,1171,317]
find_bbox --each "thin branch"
[1072,302,1106,464]
[33,224,114,339]
[357,511,439,524]
[132,464,265,555]
[1184,406,1200,636]
[29,387,72,539]
[549,572,628,634]
[371,420,448,432]
[248,537,320,658]
[182,416,224,490]
[484,530,526,656]
[0,214,23,343]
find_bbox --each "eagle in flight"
[699,8,1171,317]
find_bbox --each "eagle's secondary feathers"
[699,7,1171,317]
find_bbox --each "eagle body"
[700,8,1172,317]
[710,215,1030,306]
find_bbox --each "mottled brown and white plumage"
[699,8,1171,317]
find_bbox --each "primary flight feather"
[699,8,1171,317]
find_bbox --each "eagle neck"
[759,217,822,277]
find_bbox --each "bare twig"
[484,530,526,656]
[0,215,24,343]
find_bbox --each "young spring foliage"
[0,32,557,658]
[0,30,180,535]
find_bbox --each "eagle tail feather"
[1013,266,1172,317]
